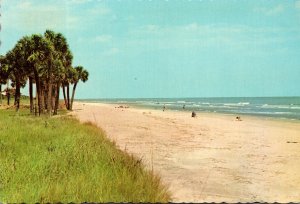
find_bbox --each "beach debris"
[236,116,242,121]
[116,105,129,109]
[191,111,196,117]
[287,141,298,144]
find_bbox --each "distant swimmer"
[183,104,185,109]
[191,111,196,117]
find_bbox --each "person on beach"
[236,116,242,121]
[163,104,166,111]
[192,111,196,117]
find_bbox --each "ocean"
[79,97,300,121]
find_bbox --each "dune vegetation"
[0,108,170,202]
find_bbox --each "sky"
[1,0,300,98]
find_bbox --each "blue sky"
[1,0,300,98]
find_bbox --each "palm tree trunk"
[52,84,56,110]
[62,84,68,109]
[6,79,10,105]
[54,82,61,115]
[70,82,77,111]
[36,81,41,115]
[47,81,52,116]
[7,93,10,105]
[43,82,48,111]
[34,70,42,116]
[34,87,37,116]
[14,93,17,106]
[41,85,45,114]
[15,79,21,112]
[67,83,70,110]
[0,84,2,105]
[29,77,33,113]
[40,89,44,114]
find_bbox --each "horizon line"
[75,96,300,100]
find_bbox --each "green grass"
[0,109,170,202]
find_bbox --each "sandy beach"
[71,102,300,203]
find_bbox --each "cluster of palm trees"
[0,30,89,116]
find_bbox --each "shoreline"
[72,101,300,202]
[76,100,300,125]
[77,102,300,135]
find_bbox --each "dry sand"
[71,102,300,202]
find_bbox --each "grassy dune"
[0,109,170,202]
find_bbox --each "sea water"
[79,97,300,121]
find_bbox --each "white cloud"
[94,35,113,43]
[254,4,284,16]
[17,1,33,9]
[144,25,160,32]
[130,23,251,44]
[2,0,68,32]
[102,47,119,56]
[88,5,111,16]
[68,0,92,4]
[295,1,300,9]
[125,22,294,56]
[2,0,115,33]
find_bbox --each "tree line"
[0,30,89,116]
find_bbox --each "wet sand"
[72,102,300,202]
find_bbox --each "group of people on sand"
[162,104,242,121]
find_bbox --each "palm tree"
[12,37,35,111]
[62,66,76,110]
[20,36,36,113]
[44,30,74,115]
[44,30,56,116]
[2,29,86,116]
[0,55,12,105]
[5,43,29,111]
[53,50,73,115]
[28,34,52,115]
[70,66,89,110]
[0,55,9,105]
